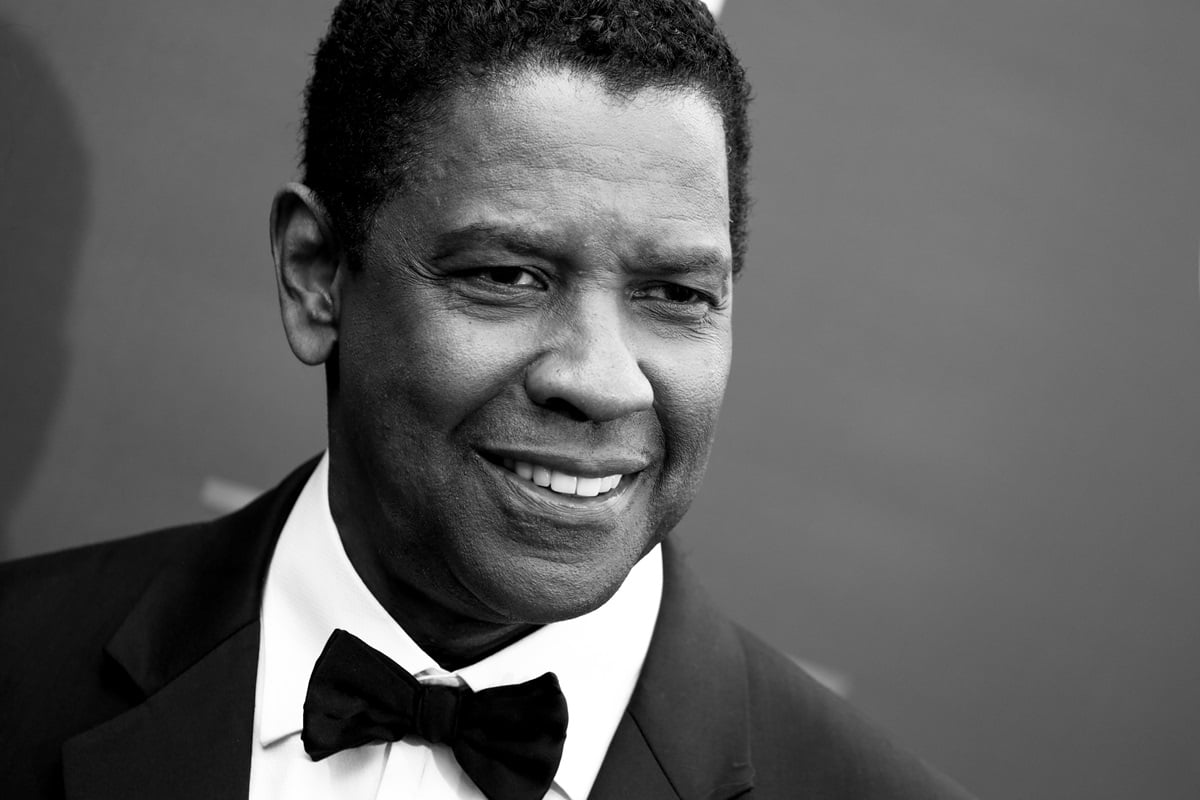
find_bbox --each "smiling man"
[1,2,973,799]
[286,71,733,659]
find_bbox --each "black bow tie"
[302,629,569,800]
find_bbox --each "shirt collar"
[257,452,662,800]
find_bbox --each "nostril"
[538,396,591,422]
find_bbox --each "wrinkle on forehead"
[440,67,728,191]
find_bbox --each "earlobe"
[270,183,344,365]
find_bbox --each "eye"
[636,283,715,306]
[471,266,542,287]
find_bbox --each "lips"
[500,458,624,498]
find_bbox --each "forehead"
[383,69,731,258]
[451,69,726,178]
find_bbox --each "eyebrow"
[431,223,556,260]
[633,246,732,278]
[431,222,732,278]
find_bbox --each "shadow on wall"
[0,19,89,559]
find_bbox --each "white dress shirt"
[248,453,663,800]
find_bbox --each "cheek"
[409,315,541,418]
[651,336,732,466]
[347,299,536,429]
[637,338,729,540]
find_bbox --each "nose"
[525,296,654,422]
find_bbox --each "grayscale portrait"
[2,2,1199,799]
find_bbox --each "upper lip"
[478,447,651,477]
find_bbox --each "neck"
[341,538,541,671]
[325,454,540,672]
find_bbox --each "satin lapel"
[61,458,319,800]
[591,541,755,800]
[587,711,679,800]
[61,622,260,799]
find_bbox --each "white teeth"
[507,460,625,497]
[550,471,577,494]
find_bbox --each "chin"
[467,551,637,625]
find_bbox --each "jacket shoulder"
[0,524,216,794]
[0,524,220,702]
[0,524,207,638]
[735,626,975,799]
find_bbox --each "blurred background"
[2,1,1199,797]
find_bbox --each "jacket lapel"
[61,623,261,799]
[590,541,755,800]
[61,458,318,800]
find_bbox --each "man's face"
[329,68,732,626]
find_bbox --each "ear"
[270,183,344,365]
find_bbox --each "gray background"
[3,1,1199,797]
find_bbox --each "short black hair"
[303,0,752,275]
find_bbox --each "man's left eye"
[469,266,540,287]
[638,284,712,305]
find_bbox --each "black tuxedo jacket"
[1,460,973,799]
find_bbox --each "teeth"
[506,460,625,497]
[575,477,602,497]
[550,471,577,494]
